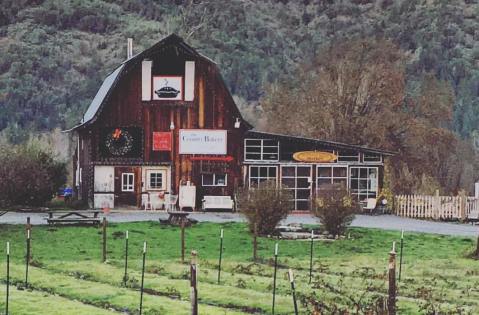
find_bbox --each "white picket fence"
[395,194,479,220]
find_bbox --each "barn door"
[114,167,141,207]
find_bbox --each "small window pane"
[215,174,226,186]
[203,174,214,186]
[297,167,311,177]
[250,167,259,177]
[318,167,332,178]
[246,139,261,146]
[282,167,295,177]
[333,167,347,177]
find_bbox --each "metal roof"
[246,130,395,155]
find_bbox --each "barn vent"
[127,38,133,59]
[141,60,152,101]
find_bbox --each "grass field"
[0,221,478,314]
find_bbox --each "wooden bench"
[202,196,234,211]
[45,210,101,225]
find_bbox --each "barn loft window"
[202,173,227,186]
[363,153,382,163]
[147,170,166,190]
[349,167,378,201]
[337,150,360,162]
[244,139,279,161]
[121,173,134,192]
[249,165,278,187]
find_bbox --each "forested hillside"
[0,0,478,143]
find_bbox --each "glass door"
[281,165,312,210]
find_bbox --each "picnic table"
[160,211,195,226]
[45,210,101,225]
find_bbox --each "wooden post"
[434,190,440,220]
[5,242,10,315]
[459,190,467,221]
[217,229,223,284]
[388,242,397,315]
[398,230,404,282]
[181,220,186,264]
[190,250,198,315]
[272,243,278,315]
[102,217,107,262]
[123,231,129,286]
[139,242,147,315]
[288,269,299,315]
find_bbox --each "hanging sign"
[153,132,172,151]
[293,151,337,163]
[179,129,227,155]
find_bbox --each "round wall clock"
[105,128,134,156]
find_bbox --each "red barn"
[71,34,392,211]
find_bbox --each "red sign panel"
[153,132,172,151]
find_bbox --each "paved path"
[1,211,477,237]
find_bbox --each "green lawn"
[0,221,478,314]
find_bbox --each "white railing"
[395,194,479,220]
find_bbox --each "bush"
[238,181,292,236]
[313,184,357,237]
[0,143,67,208]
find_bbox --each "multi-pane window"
[122,173,134,192]
[147,171,165,190]
[281,165,312,210]
[363,153,382,163]
[316,166,348,191]
[336,150,360,162]
[349,167,378,201]
[249,166,278,187]
[244,139,279,161]
[202,174,227,186]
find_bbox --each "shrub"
[238,180,292,236]
[0,142,66,208]
[313,184,357,236]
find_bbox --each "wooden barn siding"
[86,55,245,200]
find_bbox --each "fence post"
[25,226,31,288]
[388,242,397,315]
[217,229,223,284]
[181,220,186,264]
[123,230,129,286]
[139,242,147,315]
[272,243,278,315]
[288,269,299,315]
[190,250,198,315]
[434,190,440,220]
[5,242,10,315]
[102,217,107,262]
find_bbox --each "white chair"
[149,193,166,211]
[165,194,179,212]
[141,193,151,211]
[363,198,377,213]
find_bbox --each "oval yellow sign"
[293,151,337,163]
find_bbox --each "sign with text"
[179,129,227,155]
[153,132,172,151]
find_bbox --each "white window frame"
[244,139,279,162]
[146,170,166,190]
[362,153,382,163]
[349,167,378,201]
[316,165,348,192]
[202,173,228,187]
[280,165,312,210]
[122,173,134,192]
[336,150,360,163]
[248,165,278,187]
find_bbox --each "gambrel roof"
[67,34,251,131]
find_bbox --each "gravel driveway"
[1,211,477,237]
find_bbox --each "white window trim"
[244,138,280,162]
[248,165,279,188]
[146,170,166,190]
[349,166,378,200]
[316,165,349,191]
[202,173,228,187]
[122,173,134,192]
[336,150,361,163]
[362,153,383,164]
